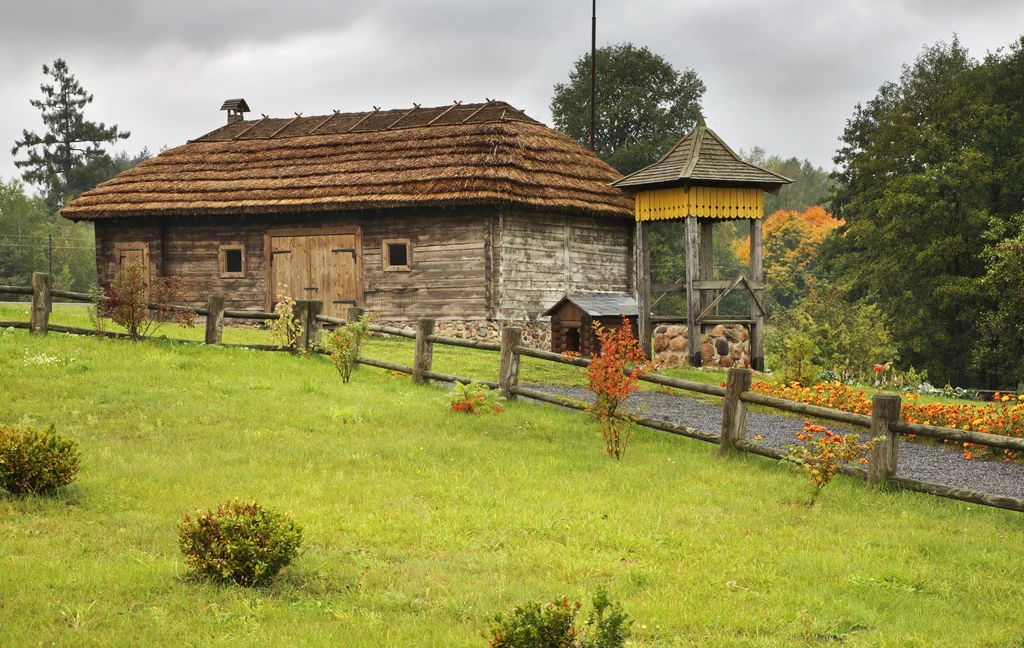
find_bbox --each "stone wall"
[374,319,550,349]
[653,323,750,369]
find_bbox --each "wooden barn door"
[268,229,362,318]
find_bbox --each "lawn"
[2,323,1024,647]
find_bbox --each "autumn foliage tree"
[734,206,843,312]
[583,320,657,460]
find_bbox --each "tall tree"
[551,43,705,175]
[823,36,1024,387]
[11,59,130,214]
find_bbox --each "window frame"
[219,244,247,278]
[382,238,412,272]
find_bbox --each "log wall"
[93,207,632,321]
[496,211,632,319]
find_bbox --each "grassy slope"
[2,325,1024,646]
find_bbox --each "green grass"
[2,326,1024,646]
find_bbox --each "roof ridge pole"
[232,114,270,140]
[427,100,462,126]
[461,99,494,123]
[268,112,303,139]
[387,104,421,130]
[308,110,340,135]
[590,0,596,152]
[347,106,381,133]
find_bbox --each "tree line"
[551,36,1024,389]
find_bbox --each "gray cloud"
[2,0,1022,185]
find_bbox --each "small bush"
[0,424,81,495]
[177,500,303,586]
[323,313,375,382]
[784,422,880,505]
[269,296,304,352]
[487,588,631,648]
[447,380,505,414]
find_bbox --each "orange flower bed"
[751,381,1024,462]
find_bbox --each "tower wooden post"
[685,216,701,367]
[749,218,764,371]
[636,220,651,358]
[699,219,714,313]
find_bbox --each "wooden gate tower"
[611,116,791,370]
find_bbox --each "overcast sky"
[1,0,1022,188]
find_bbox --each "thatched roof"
[611,115,792,194]
[62,101,633,221]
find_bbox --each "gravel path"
[528,385,1024,500]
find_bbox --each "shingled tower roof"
[611,116,792,194]
[62,100,633,221]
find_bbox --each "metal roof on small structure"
[610,115,792,193]
[543,292,639,318]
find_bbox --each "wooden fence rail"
[7,277,1024,514]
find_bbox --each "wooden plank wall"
[496,211,632,319]
[362,210,489,320]
[93,209,491,319]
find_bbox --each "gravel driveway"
[528,385,1024,500]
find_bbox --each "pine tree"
[11,59,130,214]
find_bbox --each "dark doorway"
[565,326,581,353]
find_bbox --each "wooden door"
[114,242,150,286]
[269,231,361,318]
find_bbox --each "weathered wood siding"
[496,211,632,319]
[362,209,489,320]
[94,208,491,319]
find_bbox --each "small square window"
[219,244,246,278]
[382,238,412,271]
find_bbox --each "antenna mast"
[589,0,596,152]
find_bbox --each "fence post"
[499,326,522,400]
[346,306,364,323]
[30,272,51,335]
[205,294,225,345]
[413,317,435,384]
[290,300,310,353]
[719,367,752,454]
[868,393,901,487]
[306,300,324,349]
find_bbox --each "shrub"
[177,500,303,586]
[100,261,196,340]
[269,296,304,352]
[447,380,504,414]
[767,281,896,385]
[784,421,879,505]
[0,423,81,495]
[583,319,656,460]
[323,313,375,382]
[486,588,631,648]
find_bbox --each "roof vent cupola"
[220,98,250,124]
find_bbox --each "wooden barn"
[62,100,635,344]
[544,292,638,357]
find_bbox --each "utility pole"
[589,0,596,152]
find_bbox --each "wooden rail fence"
[5,273,1024,514]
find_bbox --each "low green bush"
[487,588,630,648]
[0,423,81,495]
[177,500,303,586]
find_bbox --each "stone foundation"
[374,319,550,349]
[653,323,750,369]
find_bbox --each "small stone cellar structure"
[544,292,638,357]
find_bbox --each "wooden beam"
[720,368,752,454]
[699,220,714,313]
[749,218,764,371]
[499,326,522,400]
[697,274,745,322]
[636,220,651,358]
[685,216,701,367]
